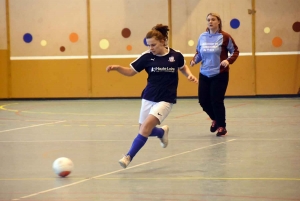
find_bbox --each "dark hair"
[146,24,169,44]
[206,13,222,31]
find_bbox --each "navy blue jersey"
[130,47,185,104]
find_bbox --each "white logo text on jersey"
[151,67,175,73]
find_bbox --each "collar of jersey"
[154,47,170,57]
[207,29,220,34]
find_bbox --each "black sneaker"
[210,120,218,132]
[216,127,227,137]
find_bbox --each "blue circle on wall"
[23,33,33,43]
[230,19,240,29]
[143,38,147,46]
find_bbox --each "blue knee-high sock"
[149,127,164,138]
[127,134,148,160]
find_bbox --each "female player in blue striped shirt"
[191,13,239,137]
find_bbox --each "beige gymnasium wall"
[90,0,168,97]
[9,0,90,98]
[255,0,300,95]
[0,0,8,98]
[1,0,300,99]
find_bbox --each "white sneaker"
[160,125,169,148]
[119,155,131,169]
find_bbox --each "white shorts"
[139,99,173,125]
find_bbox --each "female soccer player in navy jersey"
[190,13,239,137]
[106,24,198,168]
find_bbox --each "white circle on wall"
[99,39,109,49]
[264,27,270,34]
[188,40,194,46]
[41,40,47,46]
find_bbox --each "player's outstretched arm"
[106,65,137,77]
[179,65,198,83]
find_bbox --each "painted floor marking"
[2,177,300,181]
[11,139,235,200]
[0,121,66,133]
[0,103,124,116]
[0,138,299,143]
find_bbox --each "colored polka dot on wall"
[41,40,47,46]
[69,33,79,43]
[264,27,270,34]
[60,46,65,52]
[230,18,240,29]
[126,45,132,51]
[292,21,300,32]
[188,40,194,46]
[99,39,109,49]
[143,38,147,46]
[272,37,282,47]
[23,33,33,43]
[122,28,131,38]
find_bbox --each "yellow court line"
[0,103,123,116]
[0,103,19,112]
[0,140,134,142]
[1,177,300,181]
[94,177,300,181]
[0,178,86,181]
[1,138,300,143]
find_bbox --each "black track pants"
[198,72,229,127]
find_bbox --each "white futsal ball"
[52,157,74,177]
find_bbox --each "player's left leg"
[148,101,172,147]
[211,72,229,136]
[139,100,172,146]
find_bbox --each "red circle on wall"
[122,28,131,38]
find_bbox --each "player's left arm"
[220,35,239,67]
[226,36,239,64]
[179,65,198,83]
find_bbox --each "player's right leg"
[199,73,216,132]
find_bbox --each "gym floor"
[0,97,299,201]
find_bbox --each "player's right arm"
[106,65,137,77]
[190,36,202,67]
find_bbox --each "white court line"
[0,121,66,133]
[11,139,236,200]
[0,119,61,122]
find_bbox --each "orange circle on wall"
[126,45,132,51]
[272,37,282,47]
[69,33,79,43]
